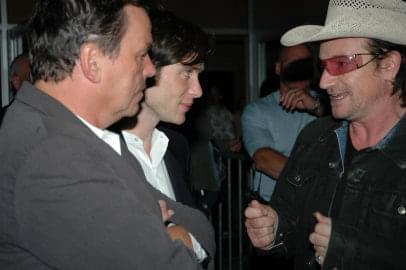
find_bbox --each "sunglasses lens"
[321,56,358,75]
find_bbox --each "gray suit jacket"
[0,83,215,269]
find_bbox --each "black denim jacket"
[269,116,406,270]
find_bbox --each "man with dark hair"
[245,0,406,269]
[241,44,323,202]
[116,9,212,265]
[0,1,214,269]
[9,54,31,95]
[0,54,31,124]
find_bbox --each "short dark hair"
[368,39,406,107]
[28,0,148,82]
[148,9,213,70]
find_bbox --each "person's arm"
[242,103,286,179]
[252,147,288,180]
[153,188,215,267]
[17,137,207,270]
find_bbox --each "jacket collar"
[378,116,406,169]
[319,115,406,170]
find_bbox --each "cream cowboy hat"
[281,0,406,46]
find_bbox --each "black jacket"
[270,116,406,270]
[159,125,197,208]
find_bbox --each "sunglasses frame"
[321,53,382,76]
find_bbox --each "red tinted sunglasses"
[320,53,381,76]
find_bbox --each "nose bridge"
[144,55,156,78]
[191,76,203,98]
[319,69,335,90]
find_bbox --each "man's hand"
[167,225,193,249]
[245,200,278,250]
[159,200,174,223]
[309,212,332,266]
[159,200,193,249]
[280,88,319,113]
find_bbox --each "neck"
[35,77,109,129]
[349,98,405,150]
[123,103,160,154]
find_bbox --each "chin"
[124,105,140,118]
[331,109,349,120]
[165,116,185,125]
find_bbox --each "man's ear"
[379,50,401,80]
[275,62,281,76]
[11,75,21,90]
[79,43,101,83]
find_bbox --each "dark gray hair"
[28,0,149,82]
[368,38,406,107]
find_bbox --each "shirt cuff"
[189,233,208,262]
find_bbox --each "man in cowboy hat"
[245,0,406,269]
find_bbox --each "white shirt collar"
[76,116,121,155]
[121,128,175,200]
[121,129,168,167]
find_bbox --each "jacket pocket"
[368,191,406,243]
[285,168,317,187]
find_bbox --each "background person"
[241,44,322,202]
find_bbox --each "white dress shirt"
[75,118,206,262]
[122,129,207,262]
[122,129,176,200]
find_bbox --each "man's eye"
[182,70,193,78]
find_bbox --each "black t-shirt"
[330,134,358,218]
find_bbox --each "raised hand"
[309,212,332,265]
[245,200,278,250]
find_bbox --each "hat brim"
[281,8,406,46]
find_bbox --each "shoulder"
[297,115,341,143]
[158,125,189,157]
[243,93,277,117]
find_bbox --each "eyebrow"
[191,64,204,72]
[139,43,152,55]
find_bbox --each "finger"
[284,91,297,108]
[244,206,265,219]
[288,90,302,109]
[245,215,277,230]
[246,226,275,248]
[159,200,174,222]
[280,91,295,107]
[309,231,329,247]
[289,95,302,110]
[314,212,331,225]
[314,222,331,237]
[313,245,327,255]
[249,199,265,208]
[247,200,271,216]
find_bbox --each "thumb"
[249,200,269,214]
[314,212,331,224]
[159,200,174,222]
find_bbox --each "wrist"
[310,97,321,115]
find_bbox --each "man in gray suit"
[0,0,215,269]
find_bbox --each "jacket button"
[294,175,301,182]
[328,162,336,168]
[398,206,406,215]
